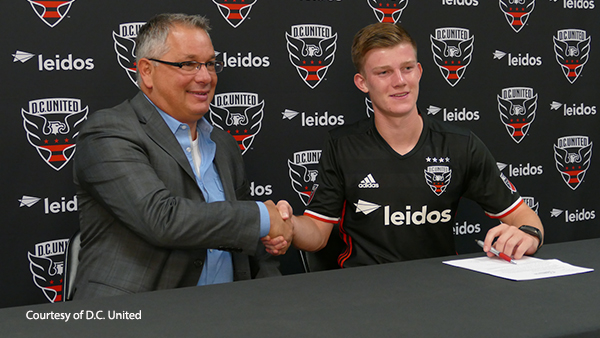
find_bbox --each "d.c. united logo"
[424,164,452,196]
[22,98,88,171]
[499,0,535,33]
[554,136,593,190]
[553,29,591,84]
[113,22,145,87]
[288,150,321,205]
[367,0,409,23]
[497,87,537,143]
[209,92,264,155]
[430,27,474,87]
[286,24,337,89]
[28,239,69,303]
[28,0,74,28]
[213,0,257,28]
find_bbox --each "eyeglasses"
[149,58,224,74]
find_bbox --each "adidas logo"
[359,174,379,188]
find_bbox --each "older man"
[72,13,291,299]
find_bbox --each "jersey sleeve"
[303,134,346,223]
[462,132,523,219]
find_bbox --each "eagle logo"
[209,93,264,155]
[553,30,591,84]
[367,0,409,23]
[22,100,88,171]
[499,0,535,33]
[497,90,537,143]
[288,150,322,205]
[213,0,257,28]
[554,136,593,190]
[430,28,474,87]
[286,25,337,89]
[112,23,145,87]
[425,166,452,196]
[28,0,74,28]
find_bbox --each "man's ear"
[354,72,369,94]
[138,58,154,89]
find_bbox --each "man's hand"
[482,223,540,260]
[261,200,293,255]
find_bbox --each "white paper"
[443,256,594,281]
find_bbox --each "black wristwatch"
[519,225,543,250]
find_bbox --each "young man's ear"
[354,73,369,94]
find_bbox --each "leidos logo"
[12,50,94,72]
[443,0,479,5]
[28,239,69,303]
[493,50,542,67]
[554,136,592,190]
[499,0,535,33]
[213,0,257,28]
[113,22,145,87]
[384,205,452,226]
[430,27,474,87]
[553,29,591,84]
[281,108,344,127]
[563,0,595,9]
[22,98,88,171]
[219,51,270,68]
[286,24,337,89]
[288,150,321,205]
[209,92,264,155]
[28,0,74,28]
[427,105,480,122]
[497,87,538,143]
[19,195,78,214]
[551,208,595,222]
[550,101,597,117]
[367,0,409,23]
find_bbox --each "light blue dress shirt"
[148,97,269,285]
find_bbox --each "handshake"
[261,200,295,255]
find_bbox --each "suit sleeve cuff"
[256,201,270,238]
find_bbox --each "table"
[1,238,599,337]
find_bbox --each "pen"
[475,240,516,264]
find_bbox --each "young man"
[73,14,292,299]
[266,23,543,267]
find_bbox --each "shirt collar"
[143,93,213,136]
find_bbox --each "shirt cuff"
[256,201,270,238]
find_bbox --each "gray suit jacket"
[72,92,279,299]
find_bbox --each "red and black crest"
[367,0,409,23]
[499,0,535,33]
[28,0,75,28]
[213,0,257,28]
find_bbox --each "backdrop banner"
[1,0,597,307]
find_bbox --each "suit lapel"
[130,92,197,182]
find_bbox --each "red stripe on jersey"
[337,202,352,268]
[486,198,523,219]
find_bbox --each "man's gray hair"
[135,13,211,83]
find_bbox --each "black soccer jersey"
[304,113,523,268]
